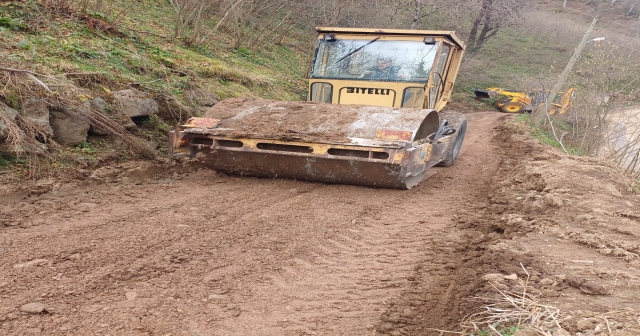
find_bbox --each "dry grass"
[461,265,569,336]
[0,67,156,176]
[0,103,59,176]
[195,63,272,87]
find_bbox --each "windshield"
[311,38,439,82]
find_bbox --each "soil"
[1,111,640,335]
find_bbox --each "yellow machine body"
[475,87,575,114]
[170,28,468,189]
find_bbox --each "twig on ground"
[0,67,58,81]
[25,73,54,93]
[520,263,531,310]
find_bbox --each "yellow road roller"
[170,27,467,189]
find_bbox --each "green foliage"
[61,41,101,59]
[235,47,251,57]
[17,40,33,50]
[0,154,14,167]
[515,114,587,156]
[76,141,97,153]
[0,16,28,31]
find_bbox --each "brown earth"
[1,111,640,335]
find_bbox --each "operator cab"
[309,27,465,111]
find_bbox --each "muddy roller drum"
[170,98,465,189]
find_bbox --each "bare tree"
[169,0,218,41]
[466,0,527,52]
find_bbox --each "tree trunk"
[533,16,599,126]
[410,0,423,30]
[467,0,493,52]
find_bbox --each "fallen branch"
[0,67,58,81]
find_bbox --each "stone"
[0,104,19,140]
[157,96,193,122]
[50,110,90,146]
[125,291,137,300]
[86,98,137,135]
[504,274,519,280]
[599,248,613,255]
[184,88,219,108]
[481,273,505,282]
[14,259,49,268]
[552,329,571,336]
[113,89,158,117]
[20,302,46,314]
[22,98,53,135]
[90,96,107,112]
[566,276,611,295]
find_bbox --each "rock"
[599,248,613,255]
[89,96,107,112]
[184,88,219,108]
[157,96,193,122]
[482,273,505,282]
[85,97,137,135]
[566,276,611,295]
[113,89,158,117]
[13,259,49,268]
[50,110,90,146]
[125,291,137,300]
[504,274,519,280]
[20,302,46,314]
[22,98,53,135]
[0,104,19,140]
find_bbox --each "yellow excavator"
[169,27,467,189]
[474,87,575,114]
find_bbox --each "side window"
[429,44,451,108]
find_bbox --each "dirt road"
[0,112,531,335]
[3,109,640,335]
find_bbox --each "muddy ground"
[1,111,640,335]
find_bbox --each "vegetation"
[0,0,640,177]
